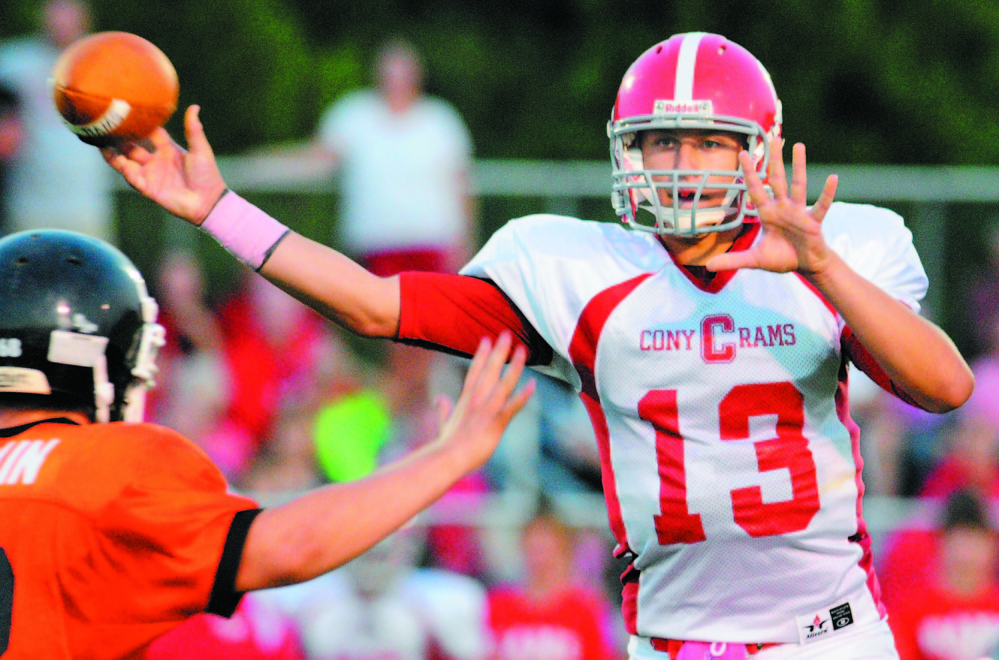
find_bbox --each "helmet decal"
[673,32,705,101]
[654,100,713,116]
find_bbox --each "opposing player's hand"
[101,105,227,226]
[433,333,534,472]
[706,139,838,276]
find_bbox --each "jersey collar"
[664,221,761,293]
[0,417,80,438]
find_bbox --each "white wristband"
[200,191,290,271]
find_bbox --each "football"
[51,31,179,147]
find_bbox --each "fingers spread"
[185,105,214,157]
[767,137,788,199]
[503,377,536,420]
[124,141,155,165]
[100,148,144,186]
[789,143,808,206]
[489,343,532,424]
[477,332,514,401]
[739,151,769,208]
[115,160,147,193]
[810,174,839,222]
[462,335,495,394]
[496,343,527,398]
[149,125,174,153]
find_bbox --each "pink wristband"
[200,191,290,270]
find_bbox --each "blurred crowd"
[2,2,999,659]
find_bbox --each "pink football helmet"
[609,33,782,235]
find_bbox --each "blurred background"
[4,0,999,347]
[2,1,999,658]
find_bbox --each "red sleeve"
[397,271,553,366]
[841,326,923,409]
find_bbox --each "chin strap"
[641,185,742,235]
[119,321,165,423]
[92,353,115,424]
[120,297,166,423]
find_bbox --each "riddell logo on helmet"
[654,100,713,116]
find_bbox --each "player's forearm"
[192,186,399,337]
[235,440,471,591]
[806,252,973,413]
[259,231,401,337]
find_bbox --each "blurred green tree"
[4,0,998,164]
[4,0,999,355]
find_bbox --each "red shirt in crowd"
[487,584,616,660]
[147,594,306,660]
[889,581,999,660]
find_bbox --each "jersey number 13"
[638,381,821,544]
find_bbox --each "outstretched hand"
[706,139,839,276]
[434,333,535,472]
[101,105,227,225]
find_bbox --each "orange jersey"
[0,418,259,659]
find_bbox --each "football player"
[0,230,532,659]
[104,32,973,659]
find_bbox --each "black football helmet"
[0,230,165,422]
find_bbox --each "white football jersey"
[461,202,927,644]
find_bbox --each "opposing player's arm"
[102,105,400,338]
[708,141,973,413]
[234,334,534,591]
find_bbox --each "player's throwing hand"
[707,138,839,276]
[101,105,228,225]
